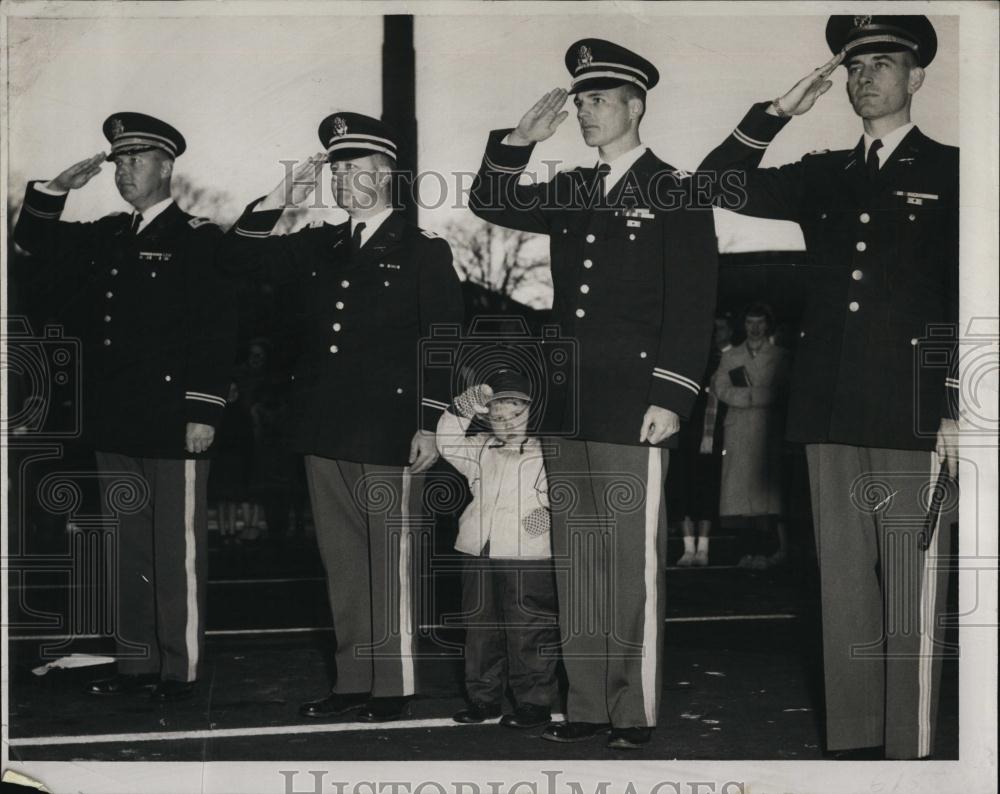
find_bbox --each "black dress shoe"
[541,721,612,743]
[500,704,551,730]
[357,696,410,722]
[86,673,158,696]
[150,680,196,702]
[299,691,370,718]
[607,726,652,750]
[453,702,502,724]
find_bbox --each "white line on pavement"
[9,613,798,642]
[7,713,566,747]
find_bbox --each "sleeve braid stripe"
[733,128,770,149]
[483,154,526,174]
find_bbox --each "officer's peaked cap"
[565,38,659,94]
[103,113,186,161]
[826,15,937,68]
[318,112,400,163]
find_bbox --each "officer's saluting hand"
[46,151,107,191]
[766,50,844,117]
[507,88,570,147]
[256,152,328,211]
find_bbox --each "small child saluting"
[436,369,559,730]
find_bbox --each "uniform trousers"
[95,451,209,683]
[806,443,955,759]
[544,439,669,728]
[461,553,560,708]
[304,455,424,697]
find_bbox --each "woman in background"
[711,302,790,569]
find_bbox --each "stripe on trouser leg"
[917,453,942,757]
[399,468,415,695]
[184,460,199,682]
[641,447,662,726]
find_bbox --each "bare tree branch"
[444,216,551,309]
[170,174,237,227]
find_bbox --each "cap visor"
[106,144,172,161]
[843,41,915,61]
[569,76,638,94]
[488,391,532,403]
[327,146,397,163]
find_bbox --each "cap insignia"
[853,15,873,29]
[577,44,593,70]
[333,116,348,136]
[109,118,126,139]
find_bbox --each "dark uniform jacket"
[13,182,237,459]
[228,204,464,467]
[470,130,719,448]
[699,103,959,451]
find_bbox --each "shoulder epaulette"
[562,164,591,177]
[95,212,128,226]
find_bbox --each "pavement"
[5,531,958,763]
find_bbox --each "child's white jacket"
[436,409,551,559]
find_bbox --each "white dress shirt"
[863,121,916,168]
[130,197,174,234]
[350,205,393,248]
[598,144,648,191]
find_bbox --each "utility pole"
[382,15,417,225]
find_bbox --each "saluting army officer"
[470,40,719,749]
[699,15,958,759]
[228,113,464,722]
[14,113,237,702]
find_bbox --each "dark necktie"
[130,213,143,234]
[596,162,611,205]
[351,221,366,257]
[866,139,883,180]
